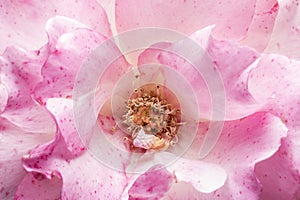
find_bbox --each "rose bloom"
[1,0,300,200]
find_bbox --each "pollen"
[122,84,183,151]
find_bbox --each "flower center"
[123,84,183,151]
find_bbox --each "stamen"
[122,84,183,151]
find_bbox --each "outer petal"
[46,98,85,156]
[265,0,300,59]
[240,0,279,51]
[248,54,300,129]
[0,0,111,53]
[15,172,62,200]
[185,112,287,199]
[34,21,107,101]
[0,118,55,199]
[127,165,173,200]
[0,83,8,113]
[22,136,128,199]
[0,46,55,133]
[255,130,300,200]
[115,0,256,40]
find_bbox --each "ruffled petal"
[185,112,287,199]
[128,165,173,200]
[0,118,55,199]
[0,83,8,113]
[240,0,279,51]
[22,136,128,199]
[46,98,85,156]
[15,172,62,200]
[248,54,300,129]
[0,0,111,53]
[115,0,256,40]
[34,21,107,101]
[138,26,262,120]
[255,130,300,200]
[265,0,300,59]
[0,46,56,133]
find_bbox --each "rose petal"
[128,165,173,200]
[23,136,128,199]
[0,46,56,133]
[15,172,62,200]
[0,83,8,113]
[0,118,55,199]
[34,25,107,101]
[115,0,256,40]
[46,98,85,156]
[265,0,300,59]
[150,27,262,120]
[255,130,300,200]
[240,0,279,51]
[0,0,111,53]
[248,54,300,129]
[168,158,227,193]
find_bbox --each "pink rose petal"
[0,83,8,113]
[46,98,85,156]
[139,27,262,120]
[128,165,173,200]
[185,112,287,199]
[15,172,62,200]
[0,46,56,133]
[265,0,300,59]
[0,0,111,53]
[240,0,279,51]
[248,54,300,129]
[23,136,129,199]
[34,25,107,101]
[0,118,55,199]
[255,130,300,200]
[115,0,256,40]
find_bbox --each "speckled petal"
[14,172,62,200]
[0,83,8,113]
[22,135,128,199]
[34,23,107,101]
[0,118,55,199]
[240,0,279,51]
[128,165,173,200]
[255,130,300,200]
[0,46,56,133]
[248,54,300,129]
[265,0,300,59]
[185,112,287,199]
[0,0,111,53]
[139,26,263,120]
[115,0,256,40]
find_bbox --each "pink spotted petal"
[0,0,111,53]
[185,112,287,199]
[240,0,279,51]
[128,165,173,200]
[115,0,256,40]
[0,46,55,133]
[255,130,300,200]
[0,118,55,199]
[167,158,227,193]
[34,26,107,101]
[146,27,263,120]
[46,98,85,156]
[15,172,62,200]
[22,136,128,199]
[265,0,300,59]
[0,83,8,113]
[248,54,300,129]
